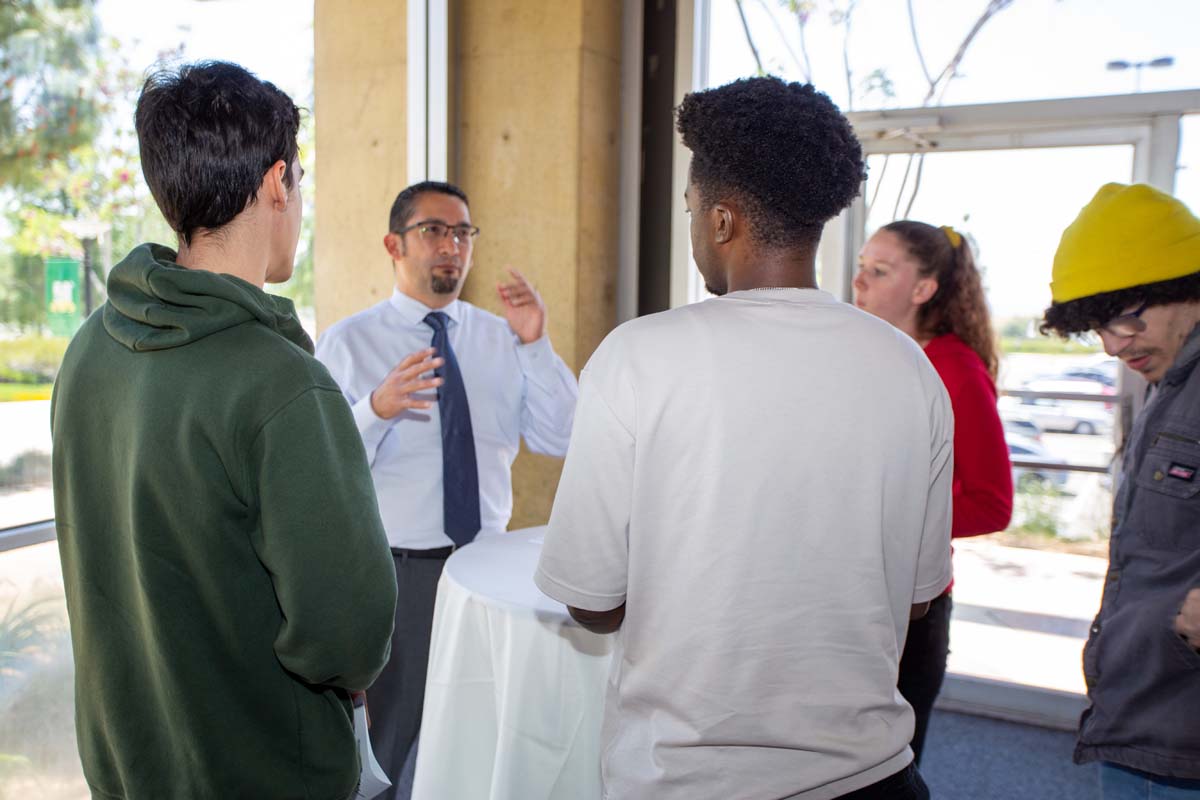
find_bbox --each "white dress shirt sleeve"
[515,334,578,457]
[315,329,394,465]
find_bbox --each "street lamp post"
[62,218,112,317]
[1106,56,1174,92]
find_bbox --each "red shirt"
[924,333,1014,538]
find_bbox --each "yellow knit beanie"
[1050,183,1200,303]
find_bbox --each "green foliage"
[0,596,59,679]
[0,26,177,331]
[5,41,161,263]
[0,0,102,191]
[1001,336,1102,355]
[859,67,895,102]
[1012,482,1064,537]
[0,384,51,402]
[273,113,317,312]
[0,450,51,490]
[0,336,69,383]
[0,252,47,331]
[998,315,1037,339]
[0,592,77,798]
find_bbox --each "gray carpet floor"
[397,710,1101,799]
[922,710,1100,799]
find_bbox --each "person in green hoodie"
[50,61,398,800]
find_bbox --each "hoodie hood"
[103,243,312,354]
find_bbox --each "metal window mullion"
[407,0,428,185]
[0,520,56,553]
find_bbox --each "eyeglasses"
[1096,301,1150,337]
[395,219,481,245]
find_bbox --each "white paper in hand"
[353,693,392,800]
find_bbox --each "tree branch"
[923,0,1015,106]
[796,6,814,84]
[841,1,858,110]
[734,0,764,75]
[755,0,807,81]
[906,0,935,87]
[903,153,926,218]
[866,153,890,217]
[892,153,915,221]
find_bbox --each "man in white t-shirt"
[535,76,952,800]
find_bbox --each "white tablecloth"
[411,527,614,800]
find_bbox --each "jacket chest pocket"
[1131,430,1200,551]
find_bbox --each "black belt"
[390,546,455,559]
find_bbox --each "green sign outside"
[45,257,82,337]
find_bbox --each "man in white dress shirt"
[316,180,578,797]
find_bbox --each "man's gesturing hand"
[497,267,546,344]
[369,347,444,419]
[1175,587,1200,650]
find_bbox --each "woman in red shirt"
[854,220,1013,763]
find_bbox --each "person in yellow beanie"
[1041,182,1200,797]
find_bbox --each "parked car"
[1007,379,1115,436]
[1058,366,1117,389]
[1001,410,1042,443]
[1007,433,1070,492]
[1058,357,1119,388]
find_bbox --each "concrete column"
[454,0,621,529]
[313,0,410,332]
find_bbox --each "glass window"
[0,540,82,798]
[0,1,314,533]
[1,4,313,798]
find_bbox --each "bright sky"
[709,0,1200,318]
[95,0,313,102]
[710,0,1200,108]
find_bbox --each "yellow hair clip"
[940,225,962,248]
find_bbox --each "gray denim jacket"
[1075,323,1200,778]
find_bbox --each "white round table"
[411,527,614,800]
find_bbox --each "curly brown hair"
[883,220,1000,380]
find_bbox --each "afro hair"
[675,76,865,249]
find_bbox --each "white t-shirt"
[535,288,953,800]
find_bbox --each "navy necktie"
[424,311,481,547]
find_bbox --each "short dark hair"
[135,61,301,246]
[675,76,865,248]
[1040,271,1200,337]
[388,181,470,232]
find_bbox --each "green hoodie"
[51,244,398,800]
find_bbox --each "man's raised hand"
[497,267,546,344]
[369,347,444,419]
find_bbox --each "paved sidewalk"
[949,538,1107,695]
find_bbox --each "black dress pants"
[365,550,449,800]
[897,592,953,764]
[835,763,930,799]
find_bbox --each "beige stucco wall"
[314,0,622,529]
[313,0,409,331]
